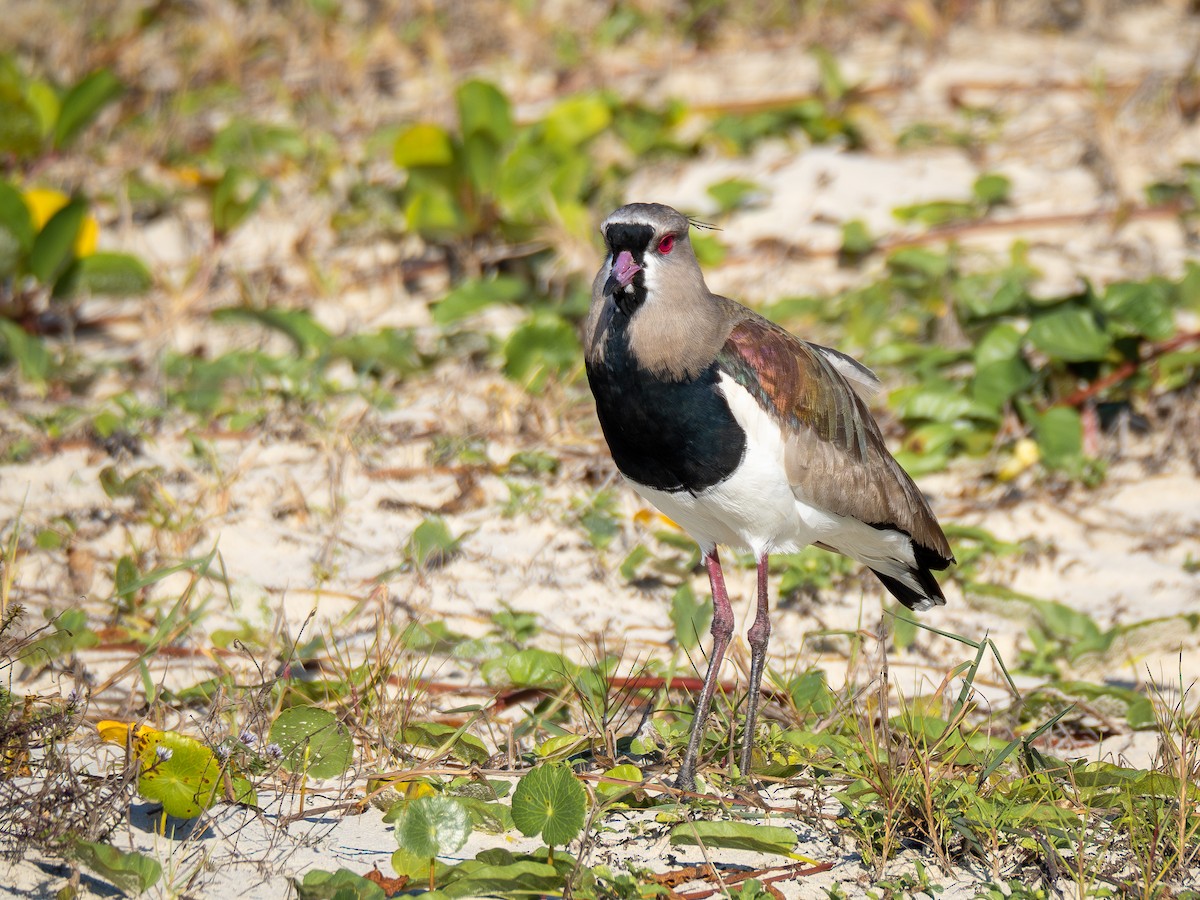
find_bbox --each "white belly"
[627,375,843,558]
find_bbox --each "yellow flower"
[23,187,98,257]
[997,438,1041,482]
[97,719,159,746]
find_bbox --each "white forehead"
[601,203,690,234]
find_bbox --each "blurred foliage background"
[1,0,1198,482]
[3,4,1200,895]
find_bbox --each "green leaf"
[455,796,514,833]
[1032,406,1084,471]
[403,180,467,237]
[504,648,576,688]
[972,358,1033,412]
[893,199,977,227]
[596,764,643,801]
[29,197,86,283]
[788,669,834,715]
[690,232,727,267]
[0,179,35,271]
[495,139,557,223]
[210,120,307,167]
[211,166,270,236]
[618,544,652,582]
[462,132,502,195]
[22,607,98,665]
[0,74,46,157]
[510,763,587,846]
[394,123,455,168]
[25,80,59,136]
[1027,306,1112,362]
[887,246,950,280]
[1097,280,1176,341]
[294,868,387,900]
[390,846,452,883]
[456,80,514,145]
[543,93,612,147]
[891,384,989,423]
[134,730,222,818]
[431,276,526,325]
[669,820,798,855]
[812,46,849,101]
[0,319,51,384]
[439,859,562,898]
[67,839,161,894]
[706,178,761,214]
[392,795,472,859]
[404,516,463,570]
[974,323,1023,368]
[669,582,711,652]
[213,307,334,355]
[956,273,1027,318]
[839,219,874,260]
[54,69,122,149]
[268,707,354,779]
[399,721,490,765]
[330,327,425,377]
[53,252,152,298]
[502,312,581,392]
[972,172,1011,207]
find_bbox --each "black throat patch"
[585,318,747,494]
[604,222,654,316]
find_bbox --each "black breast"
[585,321,746,493]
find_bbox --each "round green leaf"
[510,763,587,846]
[393,795,472,858]
[135,730,222,819]
[394,123,455,169]
[268,707,353,779]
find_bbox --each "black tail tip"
[871,568,947,612]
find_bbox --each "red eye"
[657,234,675,254]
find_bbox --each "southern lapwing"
[584,202,955,790]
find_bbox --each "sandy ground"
[3,4,1200,897]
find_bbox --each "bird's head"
[595,203,705,317]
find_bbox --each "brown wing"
[717,315,953,564]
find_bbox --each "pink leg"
[740,554,772,778]
[675,547,735,791]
